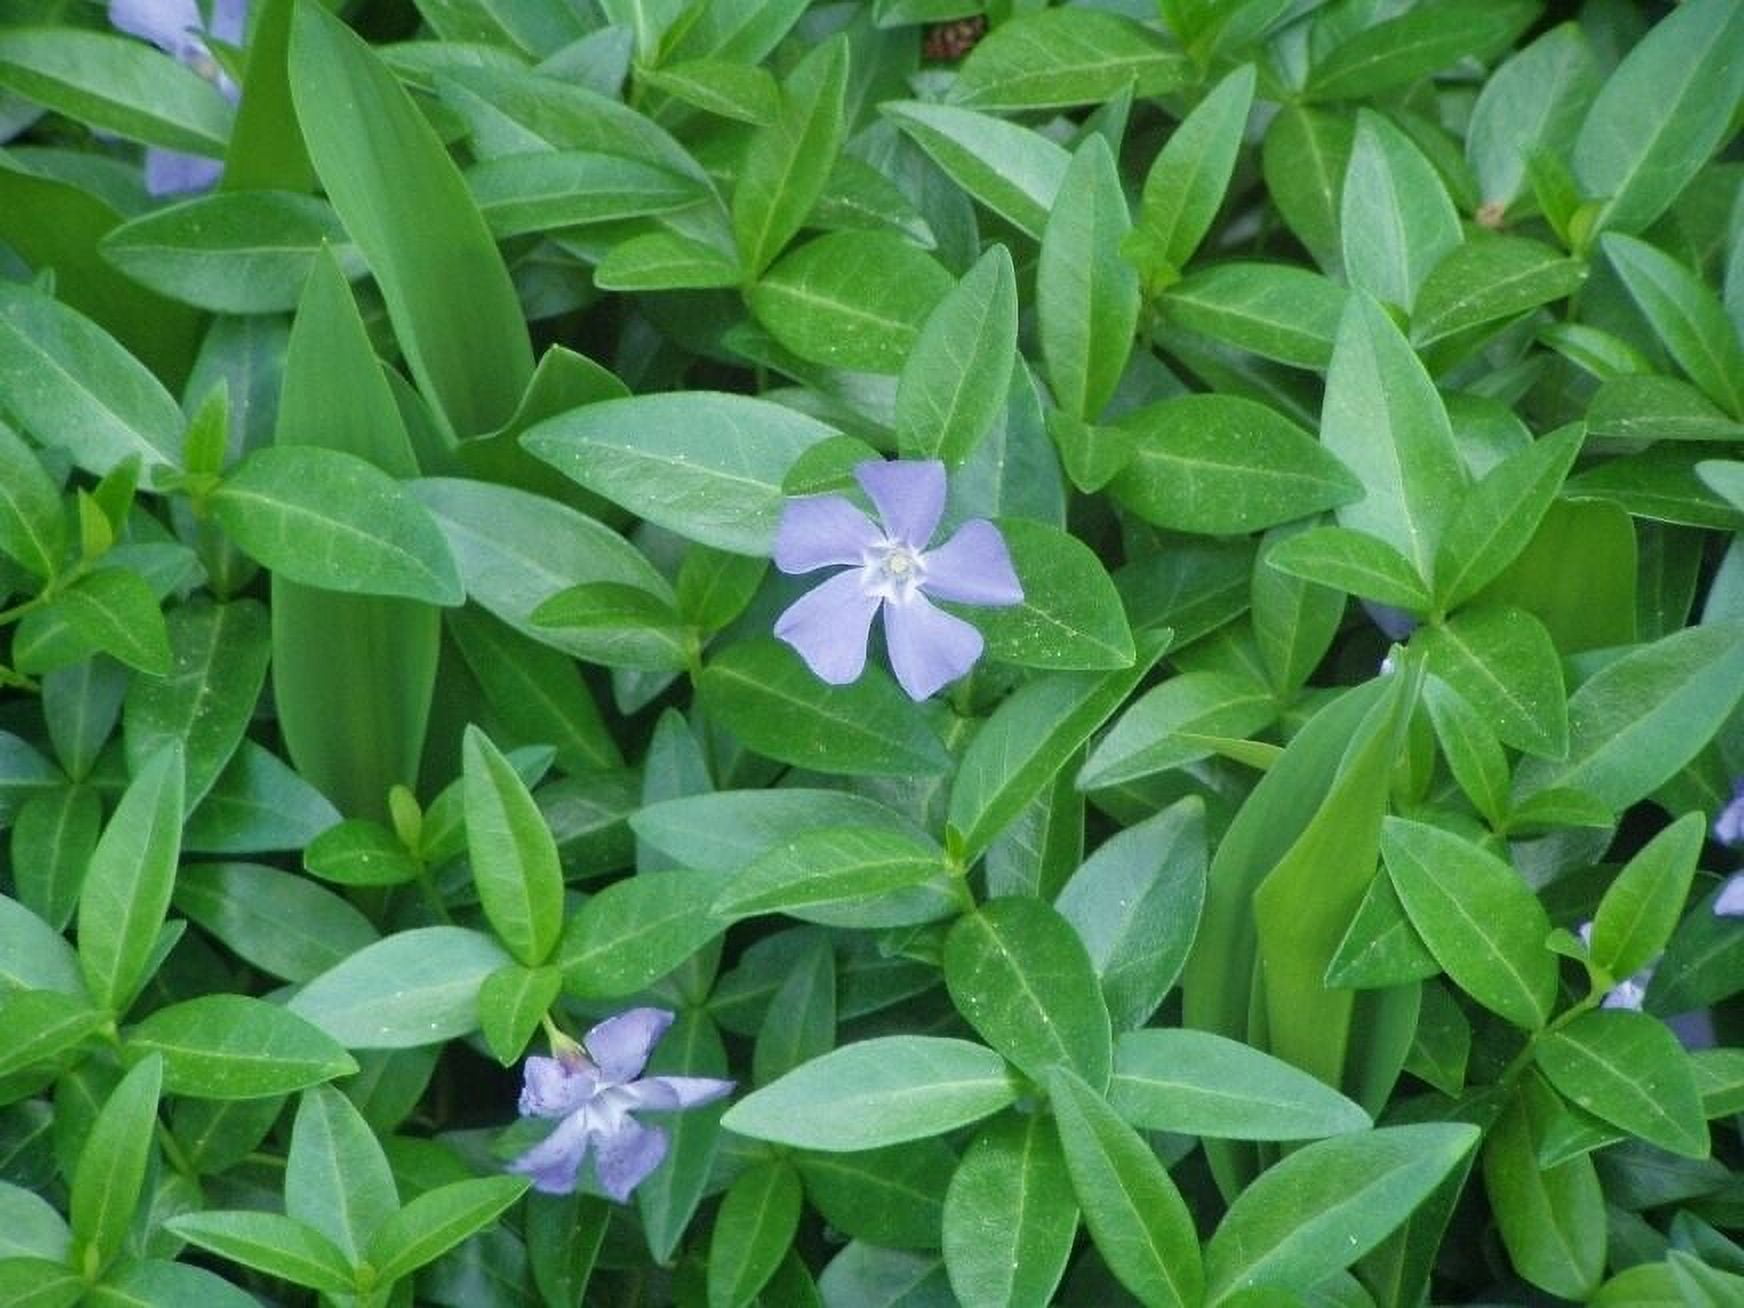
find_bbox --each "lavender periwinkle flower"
[508,1008,733,1201]
[1576,920,1654,1011]
[1714,779,1744,919]
[773,460,1022,701]
[108,0,247,195]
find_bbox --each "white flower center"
[862,539,927,604]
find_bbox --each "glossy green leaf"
[1411,234,1586,347]
[1048,1065,1203,1308]
[1340,110,1460,313]
[1590,812,1704,984]
[967,517,1135,671]
[1417,604,1567,759]
[68,1054,161,1278]
[291,0,531,436]
[468,150,700,238]
[1536,1010,1708,1158]
[558,868,726,998]
[1157,262,1347,370]
[950,9,1189,111]
[722,1037,1018,1151]
[125,995,356,1100]
[1080,671,1275,790]
[733,35,848,278]
[173,861,378,985]
[1602,232,1744,417]
[367,1176,530,1285]
[895,245,1018,465]
[881,100,1067,240]
[1307,0,1536,102]
[288,926,509,1049]
[715,826,951,927]
[1264,526,1432,611]
[1381,816,1556,1030]
[1129,63,1255,279]
[166,1210,356,1295]
[213,447,463,605]
[77,744,184,1015]
[286,1084,398,1264]
[707,1161,802,1308]
[463,726,564,966]
[1466,23,1596,214]
[942,1112,1077,1308]
[0,420,65,582]
[1204,1123,1480,1299]
[51,569,171,677]
[1262,104,1353,275]
[1038,136,1138,424]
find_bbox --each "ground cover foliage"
[0,0,1741,1303]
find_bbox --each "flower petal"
[519,1055,598,1119]
[209,0,249,46]
[508,1112,594,1195]
[144,148,223,196]
[1361,600,1420,641]
[1716,871,1744,918]
[884,594,983,700]
[109,0,203,52]
[773,495,882,574]
[920,519,1022,606]
[626,1075,735,1112]
[1713,782,1744,848]
[583,1008,673,1084]
[774,570,881,685]
[592,1118,668,1203]
[856,460,945,549]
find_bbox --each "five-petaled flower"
[507,1008,733,1201]
[773,459,1022,701]
[108,0,247,195]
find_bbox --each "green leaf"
[463,726,565,966]
[1433,423,1584,611]
[1590,812,1704,984]
[1109,1028,1371,1142]
[213,447,462,605]
[123,600,269,812]
[949,9,1189,111]
[290,0,531,436]
[945,897,1112,1091]
[467,150,701,238]
[794,1140,954,1251]
[1536,1011,1708,1158]
[733,35,848,278]
[478,963,561,1067]
[303,820,421,887]
[0,30,231,154]
[1055,799,1206,1031]
[367,1176,530,1285]
[0,420,65,581]
[1602,233,1744,417]
[1571,0,1744,237]
[1514,622,1744,810]
[950,630,1169,861]
[1262,105,1353,275]
[1482,1087,1605,1298]
[0,893,84,998]
[84,1260,263,1308]
[1422,677,1510,828]
[1157,262,1347,370]
[880,100,1067,240]
[68,1054,162,1278]
[722,1037,1018,1151]
[707,1161,802,1308]
[1381,817,1556,1030]
[1306,0,1536,102]
[0,990,105,1081]
[1079,671,1276,790]
[166,1211,356,1295]
[174,861,378,985]
[523,392,832,556]
[1322,292,1467,580]
[634,788,926,874]
[1038,136,1138,423]
[1047,1066,1203,1308]
[10,786,100,933]
[286,1085,398,1264]
[638,1010,731,1263]
[715,826,951,927]
[0,282,183,475]
[642,56,778,124]
[51,569,171,677]
[965,517,1134,671]
[1203,1123,1480,1299]
[0,1258,83,1308]
[1264,526,1432,611]
[558,868,726,998]
[1130,64,1255,279]
[77,744,184,1015]
[288,926,509,1049]
[698,639,949,777]
[594,231,741,291]
[1113,394,1361,534]
[1339,110,1460,313]
[125,994,356,1100]
[750,231,952,375]
[1411,234,1587,347]
[272,247,435,823]
[1417,605,1567,759]
[895,245,1018,465]
[1466,23,1596,214]
[942,1112,1077,1308]
[1325,872,1441,990]
[99,191,359,315]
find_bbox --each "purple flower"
[1576,920,1654,1011]
[1714,778,1744,849]
[108,0,248,195]
[773,460,1023,701]
[507,1008,733,1201]
[1716,873,1744,919]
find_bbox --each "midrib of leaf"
[215,485,442,590]
[1410,858,1541,1024]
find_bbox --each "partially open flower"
[772,459,1022,701]
[507,1008,733,1201]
